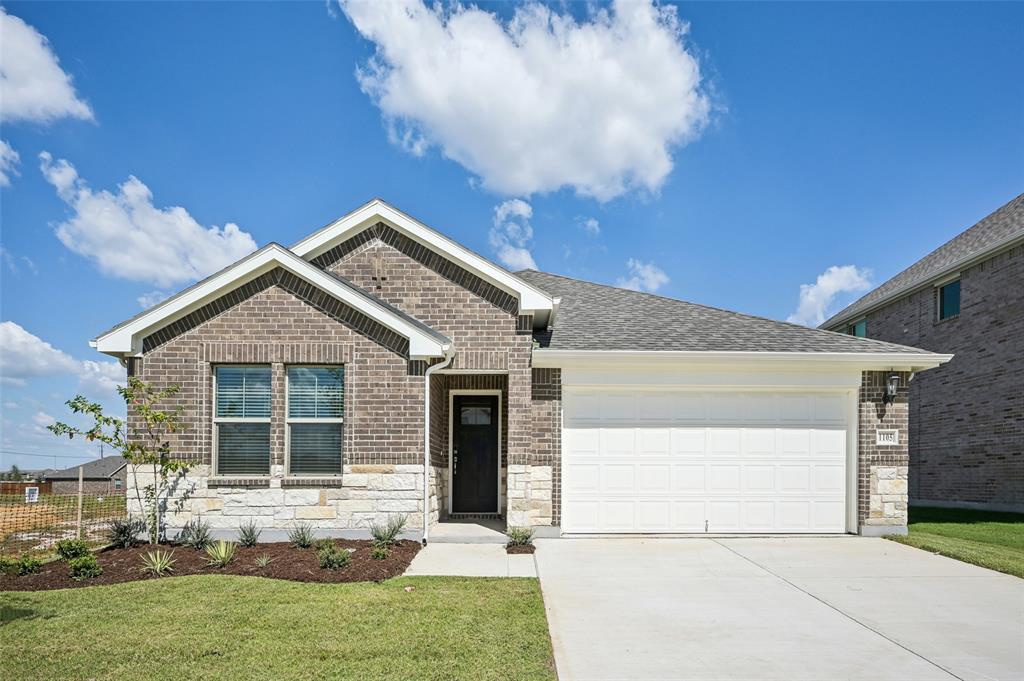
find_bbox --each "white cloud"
[0,7,93,124]
[39,152,258,288]
[0,321,124,396]
[787,265,872,327]
[0,321,79,386]
[1,246,37,275]
[578,216,601,236]
[4,401,19,410]
[137,290,169,309]
[0,139,20,186]
[340,0,710,201]
[616,258,669,293]
[79,360,125,396]
[32,410,55,434]
[490,199,537,271]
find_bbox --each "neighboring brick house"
[45,456,127,495]
[823,193,1023,513]
[93,199,949,539]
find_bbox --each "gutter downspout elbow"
[423,348,455,544]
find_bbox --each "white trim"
[533,349,953,372]
[284,365,345,479]
[847,387,859,534]
[290,199,554,317]
[824,229,1024,329]
[447,389,503,515]
[93,243,450,360]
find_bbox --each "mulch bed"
[0,539,420,591]
[506,544,535,554]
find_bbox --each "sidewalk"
[405,542,537,577]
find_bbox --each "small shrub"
[288,522,315,548]
[107,518,146,549]
[205,540,236,568]
[255,552,272,568]
[140,549,176,576]
[17,555,43,575]
[0,556,18,575]
[55,538,91,562]
[370,515,407,547]
[68,554,103,580]
[317,545,351,570]
[179,519,213,550]
[313,537,334,552]
[370,545,389,561]
[238,520,261,547]
[506,526,534,547]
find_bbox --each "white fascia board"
[94,244,449,359]
[290,199,554,314]
[531,349,954,372]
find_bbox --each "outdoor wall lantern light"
[884,372,901,404]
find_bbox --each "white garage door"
[562,390,850,533]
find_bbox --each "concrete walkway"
[535,537,1024,681]
[405,542,536,577]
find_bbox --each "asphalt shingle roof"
[822,192,1024,328]
[516,270,934,355]
[46,456,127,481]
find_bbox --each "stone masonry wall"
[859,245,1023,512]
[858,371,911,534]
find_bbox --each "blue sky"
[1,1,1022,471]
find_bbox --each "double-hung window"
[845,319,867,337]
[939,279,960,320]
[287,367,344,476]
[214,366,271,476]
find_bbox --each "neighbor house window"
[939,279,960,320]
[287,366,344,476]
[214,366,271,476]
[845,319,867,337]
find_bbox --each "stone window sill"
[281,477,345,488]
[208,477,270,488]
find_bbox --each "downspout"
[422,347,455,544]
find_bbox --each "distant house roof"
[822,192,1024,329]
[517,269,939,357]
[45,456,127,481]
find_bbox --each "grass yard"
[888,506,1024,578]
[0,575,556,680]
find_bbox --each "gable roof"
[94,243,451,359]
[518,270,950,369]
[822,192,1024,329]
[290,199,555,323]
[45,456,127,481]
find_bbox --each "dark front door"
[452,394,499,513]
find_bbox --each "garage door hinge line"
[710,539,965,681]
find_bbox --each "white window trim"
[936,277,961,321]
[212,364,272,478]
[447,389,503,515]
[285,365,345,478]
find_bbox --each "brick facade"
[855,245,1023,512]
[857,371,911,533]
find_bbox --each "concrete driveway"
[535,537,1023,681]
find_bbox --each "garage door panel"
[563,389,849,534]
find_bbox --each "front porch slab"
[405,543,536,577]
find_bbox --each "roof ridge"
[520,269,929,354]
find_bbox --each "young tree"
[49,377,191,544]
[9,464,22,481]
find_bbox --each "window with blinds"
[214,366,271,476]
[287,366,344,475]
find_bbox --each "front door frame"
[448,389,503,515]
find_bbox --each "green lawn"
[0,575,556,680]
[888,506,1024,578]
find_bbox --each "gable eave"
[93,243,450,360]
[290,199,555,315]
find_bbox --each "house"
[822,193,1023,513]
[45,456,127,494]
[92,199,950,539]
